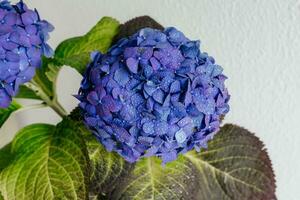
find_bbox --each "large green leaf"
[84,132,133,199]
[111,156,198,200]
[0,101,21,128]
[90,124,276,200]
[0,119,90,200]
[55,17,120,74]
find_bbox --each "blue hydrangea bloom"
[78,27,230,163]
[0,0,53,108]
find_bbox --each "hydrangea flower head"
[78,27,230,163]
[0,0,53,108]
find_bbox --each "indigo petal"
[126,57,138,74]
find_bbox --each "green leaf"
[0,101,21,128]
[111,156,197,200]
[15,85,41,100]
[92,124,275,200]
[84,132,132,198]
[0,143,13,172]
[55,53,90,75]
[0,119,90,200]
[55,17,120,74]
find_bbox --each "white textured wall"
[1,0,300,199]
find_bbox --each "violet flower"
[78,27,230,163]
[0,0,53,108]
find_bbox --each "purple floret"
[78,27,230,163]
[0,0,53,108]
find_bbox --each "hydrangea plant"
[0,3,275,200]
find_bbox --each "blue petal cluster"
[78,27,230,163]
[0,0,53,108]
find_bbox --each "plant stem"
[25,81,67,118]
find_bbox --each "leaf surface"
[185,124,276,200]
[55,17,119,74]
[84,133,133,199]
[0,119,89,200]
